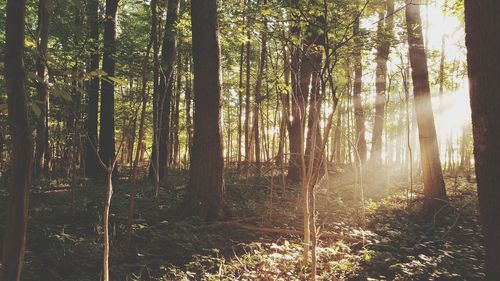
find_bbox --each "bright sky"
[359,0,470,162]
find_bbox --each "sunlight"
[433,82,471,140]
[424,0,465,60]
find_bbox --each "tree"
[352,0,367,164]
[371,0,394,164]
[405,0,446,215]
[465,0,500,278]
[158,0,180,181]
[98,0,119,174]
[286,0,304,183]
[85,0,100,178]
[287,0,323,183]
[34,0,52,178]
[185,0,225,219]
[252,0,268,173]
[1,0,34,280]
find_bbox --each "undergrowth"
[0,169,484,280]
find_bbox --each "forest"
[0,0,499,280]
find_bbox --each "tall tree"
[352,0,367,164]
[287,0,313,183]
[148,0,159,183]
[186,0,225,219]
[252,0,268,172]
[244,0,252,167]
[98,0,119,173]
[1,0,34,280]
[34,0,51,178]
[85,0,100,178]
[158,0,180,181]
[371,0,394,164]
[465,0,500,278]
[405,0,446,215]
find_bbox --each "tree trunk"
[173,55,181,168]
[405,0,446,215]
[1,1,34,280]
[102,169,113,281]
[333,103,342,164]
[185,56,193,163]
[352,1,367,164]
[465,1,500,278]
[244,13,252,167]
[85,0,100,179]
[148,0,160,182]
[98,0,119,174]
[34,0,51,179]
[237,42,244,168]
[186,0,225,220]
[158,0,180,181]
[287,0,316,183]
[371,0,394,164]
[253,0,267,173]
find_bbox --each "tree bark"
[102,169,113,281]
[85,0,100,179]
[252,0,268,172]
[34,0,51,178]
[287,0,314,183]
[237,42,244,168]
[185,56,193,163]
[465,1,500,278]
[244,8,252,166]
[1,1,34,280]
[405,0,446,215]
[352,1,367,164]
[158,0,180,181]
[173,57,181,167]
[186,0,225,220]
[98,0,119,174]
[148,0,160,182]
[371,0,394,164]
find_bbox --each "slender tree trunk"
[253,0,267,172]
[98,0,119,174]
[352,1,367,164]
[465,1,500,278]
[102,169,113,281]
[333,103,342,164]
[34,0,51,179]
[186,0,225,220]
[244,12,252,167]
[371,0,394,164]
[237,42,244,168]
[185,56,193,163]
[158,0,180,181]
[85,0,100,179]
[1,1,34,280]
[148,0,159,181]
[405,0,446,215]
[173,55,181,168]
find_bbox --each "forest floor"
[0,166,485,280]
